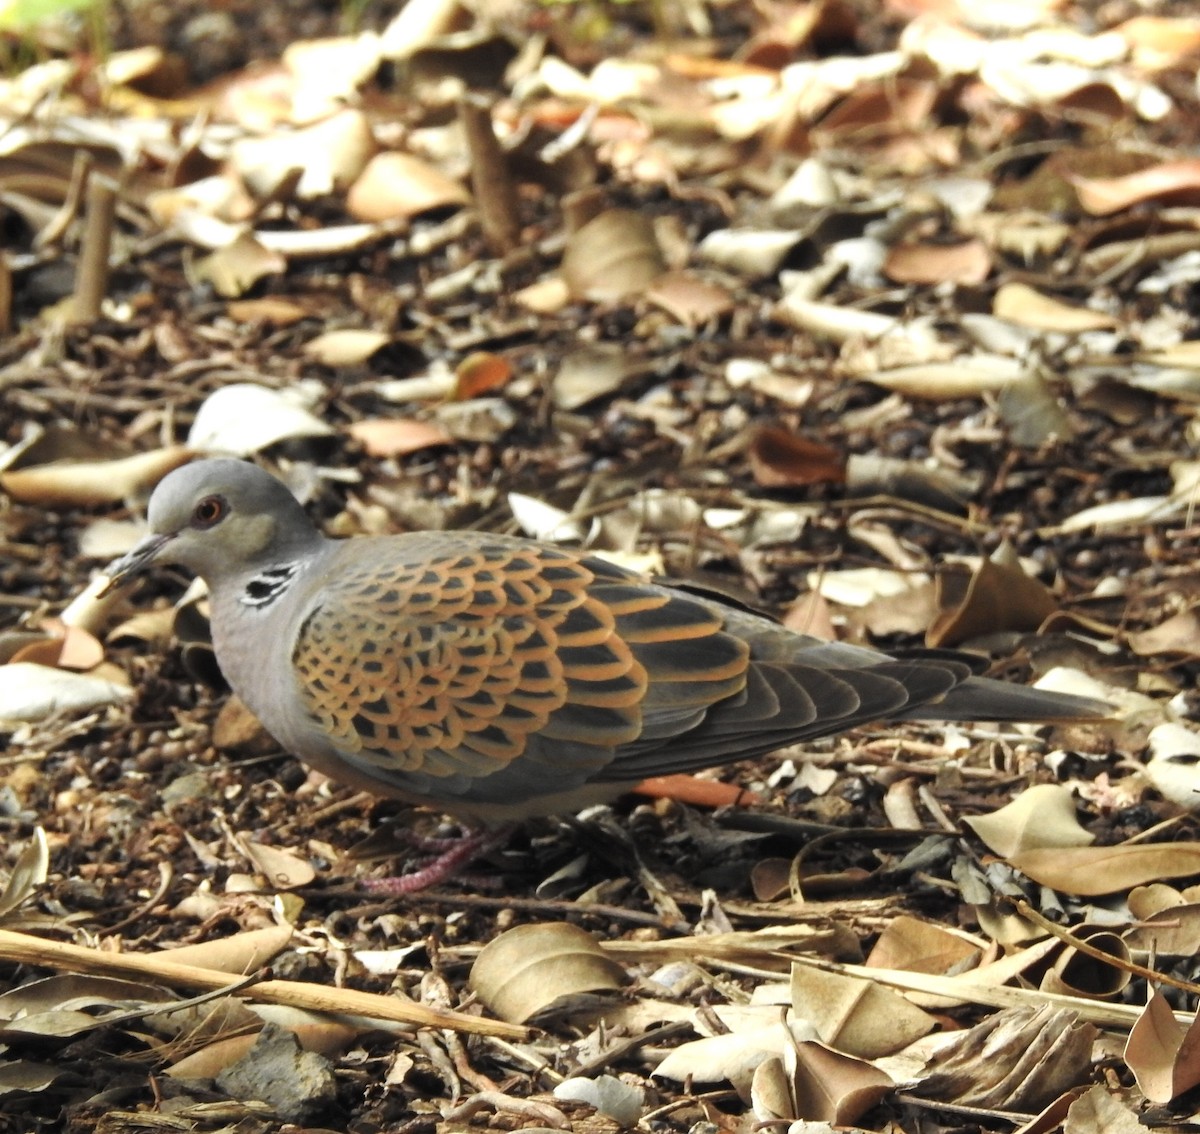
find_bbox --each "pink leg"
[360,827,513,895]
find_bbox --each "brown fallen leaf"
[1124,991,1200,1103]
[347,418,454,458]
[748,427,846,489]
[927,542,1058,648]
[884,238,991,285]
[469,923,626,1024]
[1127,606,1200,659]
[1009,843,1200,896]
[1070,159,1200,216]
[456,351,512,399]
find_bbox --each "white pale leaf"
[188,384,333,456]
[508,494,584,542]
[1056,496,1182,533]
[0,663,132,723]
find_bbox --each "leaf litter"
[4,0,1200,1129]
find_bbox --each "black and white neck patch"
[240,564,300,609]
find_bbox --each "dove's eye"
[192,495,228,528]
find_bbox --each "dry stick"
[458,94,521,255]
[1013,898,1200,997]
[0,929,527,1039]
[73,175,117,321]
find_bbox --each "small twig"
[1012,899,1200,997]
[458,93,521,255]
[73,174,118,321]
[101,860,173,935]
[0,929,527,1038]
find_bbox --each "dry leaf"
[468,923,625,1024]
[1,446,192,507]
[194,232,286,298]
[347,419,454,458]
[927,543,1058,647]
[242,842,316,890]
[455,352,512,399]
[790,1040,894,1125]
[0,663,132,724]
[790,965,935,1057]
[884,238,991,285]
[1072,160,1200,216]
[965,784,1095,859]
[346,152,471,222]
[1124,991,1200,1103]
[1010,843,1200,896]
[561,209,667,301]
[993,282,1119,331]
[864,915,982,976]
[644,271,734,326]
[187,383,333,455]
[748,427,846,488]
[303,330,390,366]
[1127,606,1200,658]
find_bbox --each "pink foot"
[360,827,512,895]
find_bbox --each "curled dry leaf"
[1114,15,1200,70]
[0,829,48,920]
[561,209,667,302]
[282,36,383,119]
[965,784,1094,859]
[468,923,625,1024]
[914,1005,1096,1112]
[167,1033,261,1081]
[161,926,295,974]
[6,620,102,672]
[508,494,584,543]
[654,1017,818,1093]
[1041,931,1131,1000]
[927,543,1058,648]
[863,356,1025,399]
[773,296,899,342]
[1140,723,1200,808]
[698,229,800,277]
[846,452,980,512]
[1054,494,1182,533]
[789,1040,895,1126]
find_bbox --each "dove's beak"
[97,532,173,597]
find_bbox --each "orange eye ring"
[192,495,227,528]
